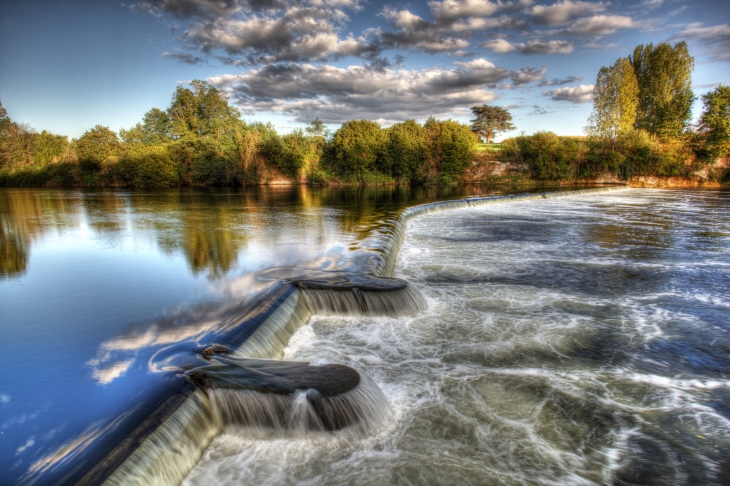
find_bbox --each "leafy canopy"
[469,105,515,144]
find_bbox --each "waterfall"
[191,357,390,433]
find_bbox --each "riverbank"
[463,152,730,189]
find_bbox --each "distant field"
[475,143,502,153]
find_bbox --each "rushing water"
[0,185,504,484]
[185,189,730,485]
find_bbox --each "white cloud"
[517,39,573,54]
[208,59,553,123]
[481,38,517,53]
[675,23,730,61]
[91,359,134,385]
[429,0,501,22]
[530,0,607,26]
[542,84,594,103]
[566,15,637,35]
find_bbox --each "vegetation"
[1,40,727,188]
[470,105,515,144]
[500,42,727,184]
[0,85,477,187]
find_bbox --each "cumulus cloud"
[209,59,547,123]
[516,39,573,54]
[481,38,517,53]
[529,0,607,26]
[378,8,471,53]
[542,84,594,103]
[537,75,583,86]
[162,51,206,64]
[429,0,501,22]
[511,66,548,85]
[675,23,730,61]
[181,6,375,64]
[566,15,637,35]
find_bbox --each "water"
[185,189,730,485]
[0,184,501,484]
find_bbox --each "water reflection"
[4,184,518,484]
[0,186,497,281]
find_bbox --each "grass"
[475,143,503,153]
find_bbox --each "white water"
[184,189,730,485]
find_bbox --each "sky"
[0,0,729,140]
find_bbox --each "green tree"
[631,42,695,137]
[0,101,9,133]
[33,131,69,165]
[75,125,121,169]
[424,118,477,181]
[588,57,639,146]
[331,120,386,181]
[168,80,240,141]
[383,120,425,180]
[469,105,516,143]
[305,118,329,138]
[1,123,36,169]
[698,85,730,158]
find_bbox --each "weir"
[78,185,628,485]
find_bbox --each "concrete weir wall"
[87,185,630,486]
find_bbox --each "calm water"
[186,189,730,485]
[0,185,499,484]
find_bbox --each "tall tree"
[588,57,639,145]
[631,42,695,137]
[75,125,121,167]
[469,105,515,143]
[305,118,328,138]
[168,80,240,140]
[698,85,730,158]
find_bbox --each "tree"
[469,105,515,143]
[424,118,477,179]
[331,120,386,181]
[0,101,9,133]
[631,42,695,137]
[75,125,121,168]
[168,80,240,140]
[588,57,639,146]
[698,85,730,158]
[305,118,328,138]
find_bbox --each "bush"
[423,118,477,180]
[119,145,179,187]
[331,120,387,182]
[502,132,579,180]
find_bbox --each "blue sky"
[1,0,728,140]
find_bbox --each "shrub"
[119,145,179,187]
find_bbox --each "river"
[1,187,728,485]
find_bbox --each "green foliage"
[501,132,579,180]
[470,105,516,144]
[305,118,328,138]
[424,118,477,179]
[588,57,639,143]
[168,80,240,141]
[278,129,320,180]
[119,145,179,187]
[332,120,386,182]
[632,42,695,137]
[75,125,121,172]
[383,120,425,181]
[698,85,730,158]
[32,131,69,166]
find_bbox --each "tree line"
[500,42,730,183]
[0,81,476,187]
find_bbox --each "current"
[185,189,730,485]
